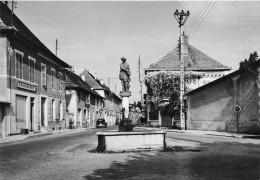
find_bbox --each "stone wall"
[187,68,259,134]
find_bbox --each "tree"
[239,51,258,69]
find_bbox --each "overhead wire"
[17,2,171,48]
[189,0,218,39]
[186,1,209,35]
[187,1,214,37]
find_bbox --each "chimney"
[99,79,104,85]
[183,34,189,55]
[80,74,85,82]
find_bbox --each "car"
[96,119,107,128]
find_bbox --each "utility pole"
[174,9,190,130]
[55,39,58,56]
[138,55,143,102]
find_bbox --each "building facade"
[186,60,260,134]
[80,69,122,125]
[0,3,70,137]
[144,36,231,127]
[65,71,104,128]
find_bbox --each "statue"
[119,57,131,91]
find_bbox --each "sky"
[10,0,260,103]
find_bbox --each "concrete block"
[96,131,166,152]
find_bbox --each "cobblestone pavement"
[0,127,259,180]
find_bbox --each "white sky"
[12,1,260,103]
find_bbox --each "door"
[83,109,86,127]
[16,95,26,132]
[41,97,46,127]
[161,114,173,127]
[78,108,82,127]
[0,104,5,137]
[30,98,35,131]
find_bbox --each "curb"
[0,128,89,144]
[167,129,260,139]
[25,132,53,139]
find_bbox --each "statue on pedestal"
[119,57,131,91]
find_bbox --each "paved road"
[0,127,259,180]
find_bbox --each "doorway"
[41,97,46,127]
[30,97,35,131]
[16,95,26,132]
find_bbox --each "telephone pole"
[138,55,143,101]
[55,39,58,56]
[174,9,190,130]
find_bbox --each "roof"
[186,59,260,95]
[80,69,105,90]
[112,92,122,101]
[0,2,70,68]
[66,72,104,99]
[146,44,231,72]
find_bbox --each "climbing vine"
[144,71,202,114]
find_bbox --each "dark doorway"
[30,97,35,131]
[41,97,46,127]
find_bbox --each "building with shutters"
[65,71,104,128]
[0,2,70,137]
[80,69,122,125]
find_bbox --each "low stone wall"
[96,131,166,152]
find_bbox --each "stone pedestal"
[120,90,131,118]
[119,90,132,132]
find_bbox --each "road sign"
[234,105,241,112]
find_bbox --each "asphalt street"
[0,126,259,180]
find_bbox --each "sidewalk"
[0,128,88,144]
[134,127,260,139]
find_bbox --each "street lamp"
[174,9,190,130]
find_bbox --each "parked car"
[96,119,107,128]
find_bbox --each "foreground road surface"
[0,127,259,180]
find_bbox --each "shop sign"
[17,81,36,92]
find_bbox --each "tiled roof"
[0,2,70,68]
[80,69,105,90]
[146,44,231,71]
[66,72,104,99]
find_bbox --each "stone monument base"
[119,119,133,132]
[119,90,131,97]
[96,131,166,152]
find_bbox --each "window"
[15,50,23,79]
[29,57,35,83]
[41,64,46,86]
[58,72,63,90]
[51,68,56,89]
[86,94,90,104]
